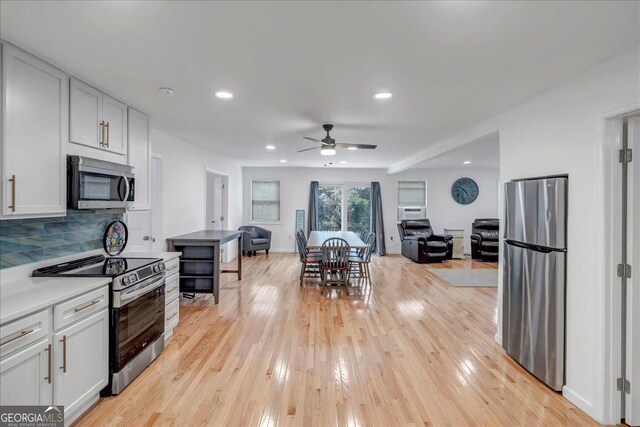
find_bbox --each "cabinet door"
[127,108,150,209]
[54,309,108,417]
[102,95,127,155]
[2,44,67,218]
[69,78,102,149]
[0,338,53,406]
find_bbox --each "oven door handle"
[118,275,165,306]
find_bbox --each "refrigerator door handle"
[505,239,558,254]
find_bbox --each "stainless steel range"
[33,254,167,395]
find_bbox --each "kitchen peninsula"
[166,230,243,304]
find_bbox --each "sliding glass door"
[318,184,371,234]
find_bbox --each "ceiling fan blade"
[303,137,322,143]
[297,146,322,153]
[335,143,377,149]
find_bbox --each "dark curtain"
[371,181,386,256]
[308,181,319,234]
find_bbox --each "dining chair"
[296,231,321,285]
[297,229,321,254]
[350,232,375,285]
[320,238,351,295]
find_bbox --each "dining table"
[306,230,367,249]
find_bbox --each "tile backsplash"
[0,210,123,269]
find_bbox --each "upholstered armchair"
[239,225,272,256]
[397,219,453,263]
[470,219,499,261]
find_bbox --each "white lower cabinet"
[164,258,180,340]
[0,338,53,405]
[0,285,109,423]
[53,309,109,417]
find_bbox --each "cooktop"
[32,254,162,278]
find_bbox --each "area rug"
[428,268,498,287]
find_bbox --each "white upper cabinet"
[102,95,127,155]
[2,44,68,218]
[127,108,151,210]
[70,77,127,156]
[69,78,101,148]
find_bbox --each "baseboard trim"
[494,333,502,346]
[562,386,594,418]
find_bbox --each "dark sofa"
[470,218,499,261]
[397,219,453,263]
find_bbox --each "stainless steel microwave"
[68,156,134,209]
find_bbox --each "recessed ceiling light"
[215,91,233,99]
[265,145,276,150]
[320,147,336,156]
[340,160,347,164]
[159,87,174,96]
[279,159,287,163]
[347,146,358,151]
[463,161,471,165]
[374,92,392,99]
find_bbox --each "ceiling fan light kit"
[299,124,377,156]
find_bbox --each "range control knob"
[130,274,137,283]
[123,276,130,285]
[160,263,165,271]
[153,265,159,273]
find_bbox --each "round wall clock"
[103,220,128,256]
[451,177,479,205]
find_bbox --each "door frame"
[150,154,164,252]
[204,167,229,261]
[598,103,640,424]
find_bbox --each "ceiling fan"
[298,124,377,156]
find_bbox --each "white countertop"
[0,276,111,324]
[0,250,181,325]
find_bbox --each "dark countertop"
[166,230,243,244]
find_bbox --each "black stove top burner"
[32,254,161,278]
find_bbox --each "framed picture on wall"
[295,209,305,253]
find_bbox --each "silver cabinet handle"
[0,328,33,346]
[166,265,178,271]
[8,175,16,212]
[106,121,110,147]
[167,286,178,293]
[74,299,101,313]
[45,343,52,384]
[59,336,67,373]
[166,312,178,321]
[100,121,105,146]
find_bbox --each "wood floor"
[76,253,598,427]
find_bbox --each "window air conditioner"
[397,206,427,220]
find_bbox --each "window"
[398,180,426,206]
[251,180,280,221]
[318,185,342,231]
[318,184,371,234]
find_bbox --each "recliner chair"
[470,219,499,261]
[397,219,453,263]
[239,225,272,256]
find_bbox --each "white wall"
[151,128,243,260]
[242,166,499,253]
[494,47,640,423]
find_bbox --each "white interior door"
[150,155,164,252]
[206,172,225,231]
[625,114,639,426]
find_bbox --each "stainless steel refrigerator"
[503,176,568,391]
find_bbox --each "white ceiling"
[1,1,638,169]
[413,132,499,169]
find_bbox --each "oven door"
[112,274,165,372]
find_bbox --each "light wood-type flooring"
[76,254,599,426]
